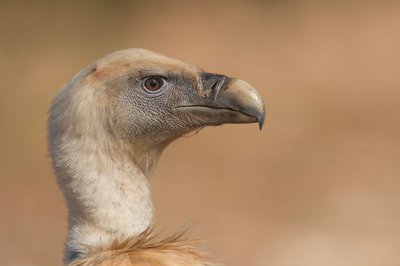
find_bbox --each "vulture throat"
[48,48,265,264]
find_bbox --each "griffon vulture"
[48,48,265,265]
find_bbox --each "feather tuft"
[69,227,220,266]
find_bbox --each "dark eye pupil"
[150,80,157,87]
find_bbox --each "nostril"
[210,81,218,91]
[211,76,226,100]
[199,72,227,99]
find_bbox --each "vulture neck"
[57,136,161,261]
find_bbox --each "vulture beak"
[179,72,266,130]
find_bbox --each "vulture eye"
[143,77,164,92]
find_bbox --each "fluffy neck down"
[54,134,155,263]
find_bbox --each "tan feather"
[69,227,220,266]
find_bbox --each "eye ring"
[142,77,165,93]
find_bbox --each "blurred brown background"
[1,0,400,265]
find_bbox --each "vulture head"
[48,48,265,265]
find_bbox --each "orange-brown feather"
[69,227,220,266]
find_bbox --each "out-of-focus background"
[1,0,399,265]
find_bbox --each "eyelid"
[140,70,168,79]
[140,75,169,87]
[143,75,168,81]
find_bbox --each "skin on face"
[86,48,265,145]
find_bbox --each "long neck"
[52,137,155,263]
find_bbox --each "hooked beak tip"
[221,78,266,130]
[259,117,265,130]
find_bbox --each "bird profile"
[48,48,265,265]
